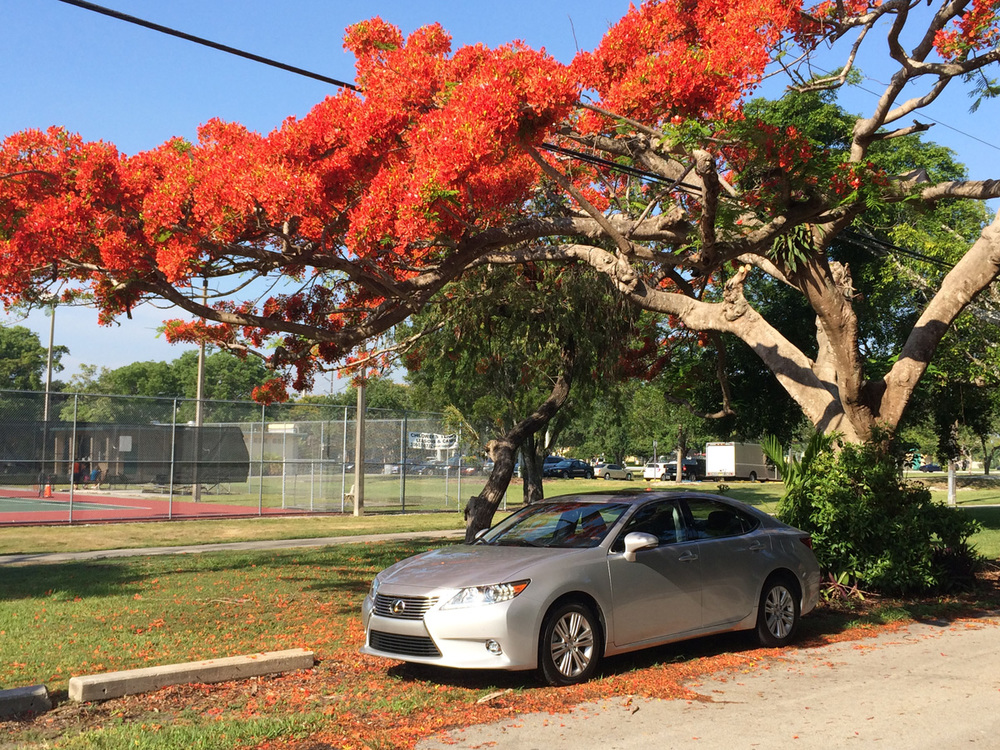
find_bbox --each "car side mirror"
[623,532,658,562]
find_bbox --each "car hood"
[377,544,592,591]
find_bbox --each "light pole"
[40,297,57,493]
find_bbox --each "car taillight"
[799,535,813,549]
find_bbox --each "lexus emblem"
[391,599,406,615]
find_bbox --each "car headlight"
[441,580,530,609]
[368,576,381,600]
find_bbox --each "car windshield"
[478,501,630,548]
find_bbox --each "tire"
[539,602,602,686]
[755,576,800,647]
[748,471,758,482]
[660,473,668,481]
[626,473,633,481]
[603,473,611,480]
[561,470,569,479]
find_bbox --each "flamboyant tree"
[2,0,1000,451]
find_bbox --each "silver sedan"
[361,492,820,685]
[593,463,633,480]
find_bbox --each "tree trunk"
[520,434,544,505]
[463,346,575,542]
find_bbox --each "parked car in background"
[919,463,941,472]
[544,458,595,479]
[663,458,706,481]
[362,491,821,686]
[642,461,671,480]
[594,463,633,481]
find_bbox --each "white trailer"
[705,442,780,481]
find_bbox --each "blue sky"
[3,0,998,385]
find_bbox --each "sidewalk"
[419,615,1000,749]
[0,528,466,566]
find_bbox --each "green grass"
[57,714,326,750]
[0,512,466,555]
[964,506,1000,560]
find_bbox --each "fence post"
[353,382,365,516]
[281,424,287,510]
[341,406,348,513]
[400,411,407,513]
[258,403,265,515]
[68,395,78,524]
[168,399,177,520]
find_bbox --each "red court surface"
[0,486,306,525]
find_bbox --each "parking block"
[68,648,315,702]
[0,684,52,718]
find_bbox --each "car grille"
[369,630,442,657]
[373,594,438,620]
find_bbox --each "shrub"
[775,438,980,594]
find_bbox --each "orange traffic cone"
[43,483,52,498]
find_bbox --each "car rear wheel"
[539,602,602,686]
[626,473,633,481]
[603,473,611,480]
[756,576,799,647]
[748,471,758,482]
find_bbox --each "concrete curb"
[68,648,315,702]
[0,684,51,718]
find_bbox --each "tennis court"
[0,486,302,525]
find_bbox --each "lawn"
[2,540,998,750]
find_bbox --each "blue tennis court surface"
[0,496,138,513]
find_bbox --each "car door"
[607,500,702,647]
[681,498,773,629]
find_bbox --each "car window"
[685,498,759,539]
[611,500,684,552]
[479,501,629,548]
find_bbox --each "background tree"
[66,349,270,422]
[0,324,66,392]
[404,262,638,530]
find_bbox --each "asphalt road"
[419,616,1000,749]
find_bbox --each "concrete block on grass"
[0,684,52,718]
[68,648,314,702]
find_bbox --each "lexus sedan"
[361,492,820,686]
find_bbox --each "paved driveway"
[419,616,1000,749]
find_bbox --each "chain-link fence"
[0,390,489,525]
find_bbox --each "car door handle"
[748,541,765,552]
[677,551,698,562]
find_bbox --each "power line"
[54,0,359,92]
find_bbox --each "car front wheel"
[539,602,602,686]
[603,473,611,480]
[756,577,800,647]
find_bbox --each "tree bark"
[463,346,575,542]
[520,434,545,505]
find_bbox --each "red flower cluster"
[934,0,1000,60]
[573,0,801,125]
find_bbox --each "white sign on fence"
[408,432,458,450]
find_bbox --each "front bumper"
[361,590,541,671]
